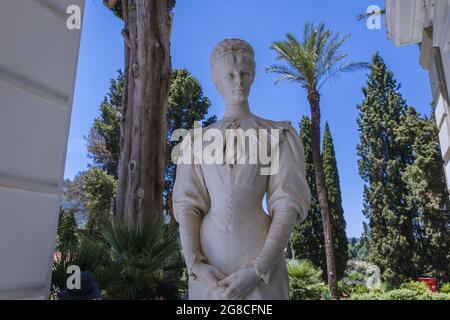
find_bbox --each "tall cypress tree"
[322,122,349,280]
[291,117,348,280]
[402,108,450,282]
[291,116,325,274]
[357,53,417,284]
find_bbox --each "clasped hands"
[191,262,261,300]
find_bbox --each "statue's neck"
[223,101,252,119]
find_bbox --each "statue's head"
[210,38,256,106]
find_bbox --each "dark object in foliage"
[57,271,101,300]
[154,281,179,300]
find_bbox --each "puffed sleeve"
[252,123,311,284]
[266,123,311,223]
[172,136,211,277]
[173,162,211,222]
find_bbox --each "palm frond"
[267,22,368,93]
[101,216,182,299]
[356,9,386,21]
[51,235,110,294]
[265,64,305,84]
[287,259,326,300]
[318,61,370,90]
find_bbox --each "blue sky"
[66,0,433,238]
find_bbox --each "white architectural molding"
[0,287,47,300]
[435,94,448,130]
[31,0,67,24]
[0,65,70,107]
[386,0,426,46]
[439,116,450,162]
[0,171,59,195]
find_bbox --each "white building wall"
[0,0,83,299]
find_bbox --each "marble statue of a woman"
[173,39,311,300]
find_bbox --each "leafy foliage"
[291,118,348,280]
[65,168,117,235]
[266,22,368,93]
[357,53,419,284]
[165,69,216,222]
[440,283,450,294]
[103,0,176,20]
[101,216,183,299]
[51,234,111,297]
[287,259,326,300]
[56,208,78,252]
[66,68,216,230]
[349,287,450,300]
[399,281,431,295]
[52,216,183,300]
[87,71,123,178]
[357,53,450,284]
[401,108,450,282]
[322,123,349,279]
[267,22,367,298]
[291,117,325,273]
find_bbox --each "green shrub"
[350,284,370,295]
[399,281,431,295]
[287,259,326,300]
[101,216,184,299]
[52,215,184,300]
[440,283,450,294]
[51,234,111,298]
[349,292,380,300]
[382,289,421,300]
[347,281,450,300]
[429,293,450,300]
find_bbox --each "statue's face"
[213,54,254,105]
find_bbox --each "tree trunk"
[308,90,339,299]
[116,0,173,225]
[167,189,178,232]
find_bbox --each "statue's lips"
[233,90,247,95]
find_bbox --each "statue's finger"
[218,276,233,287]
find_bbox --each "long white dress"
[173,114,311,300]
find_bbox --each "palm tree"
[287,259,325,300]
[51,235,111,298]
[52,215,184,299]
[266,22,368,299]
[101,216,184,299]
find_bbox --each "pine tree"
[65,168,117,235]
[165,69,216,227]
[322,122,349,280]
[56,208,78,252]
[87,71,123,178]
[357,53,417,284]
[291,116,325,274]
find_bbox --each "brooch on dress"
[223,118,241,169]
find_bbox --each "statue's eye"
[229,73,234,78]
